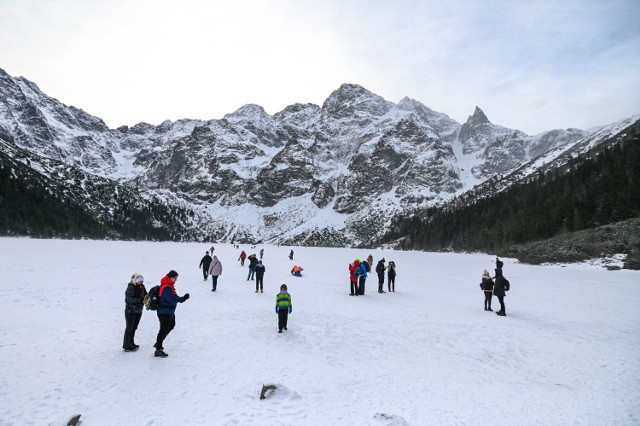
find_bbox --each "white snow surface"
[1,238,639,425]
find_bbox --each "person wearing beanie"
[349,259,360,296]
[199,251,213,281]
[207,255,223,292]
[275,284,292,333]
[123,273,147,352]
[154,271,189,357]
[493,258,507,316]
[479,269,494,311]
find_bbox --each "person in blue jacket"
[153,270,189,357]
[358,260,369,295]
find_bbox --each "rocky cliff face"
[1,68,612,245]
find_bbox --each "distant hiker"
[358,260,369,295]
[255,260,266,293]
[260,248,264,259]
[210,245,215,254]
[275,284,292,333]
[199,251,212,281]
[376,258,386,293]
[291,265,303,277]
[247,254,258,280]
[493,258,507,316]
[387,261,396,292]
[289,249,294,260]
[238,250,247,266]
[123,273,147,352]
[367,254,374,271]
[208,255,223,292]
[349,259,360,296]
[154,270,189,357]
[480,269,494,311]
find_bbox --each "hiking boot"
[488,308,493,311]
[133,344,140,349]
[284,327,287,330]
[496,311,506,316]
[278,330,282,333]
[154,350,169,357]
[124,347,138,352]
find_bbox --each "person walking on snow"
[238,250,247,266]
[153,270,189,358]
[289,249,294,260]
[255,260,266,293]
[208,255,223,292]
[199,251,212,281]
[480,269,494,311]
[123,273,147,352]
[275,284,292,333]
[376,258,386,293]
[260,248,264,259]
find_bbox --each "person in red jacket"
[349,260,360,296]
[153,270,189,358]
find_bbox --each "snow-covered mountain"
[1,67,635,245]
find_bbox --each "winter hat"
[167,270,179,278]
[482,270,490,279]
[134,274,144,283]
[280,284,288,291]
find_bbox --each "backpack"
[504,278,510,292]
[144,285,161,311]
[354,265,362,278]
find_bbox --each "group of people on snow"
[479,257,508,316]
[348,256,397,296]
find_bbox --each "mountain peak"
[466,106,490,126]
[322,83,391,117]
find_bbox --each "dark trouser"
[240,259,245,266]
[359,276,366,295]
[202,267,209,280]
[497,295,505,313]
[278,309,289,331]
[211,275,219,291]
[484,291,492,309]
[123,312,142,349]
[378,273,385,292]
[350,280,358,295]
[155,313,176,349]
[388,276,395,292]
[247,267,255,280]
[256,276,264,292]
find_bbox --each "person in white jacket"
[208,255,223,292]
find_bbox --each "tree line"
[381,122,640,252]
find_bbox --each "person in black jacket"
[376,258,386,293]
[247,254,258,280]
[387,261,396,292]
[255,260,266,293]
[493,258,507,316]
[123,273,147,352]
[479,269,494,311]
[199,251,213,281]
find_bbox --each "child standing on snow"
[275,284,292,333]
[479,269,494,311]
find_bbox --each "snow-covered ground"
[1,238,638,425]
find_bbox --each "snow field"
[0,238,638,425]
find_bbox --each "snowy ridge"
[1,67,637,245]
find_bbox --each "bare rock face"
[2,66,616,246]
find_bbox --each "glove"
[275,307,279,314]
[289,307,292,314]
[183,293,190,301]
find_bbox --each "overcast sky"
[1,0,639,134]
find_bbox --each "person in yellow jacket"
[275,284,292,333]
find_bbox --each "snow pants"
[496,295,505,313]
[359,276,366,295]
[350,280,358,295]
[155,313,176,349]
[123,312,142,350]
[377,273,385,292]
[484,291,492,309]
[202,267,209,280]
[256,276,264,292]
[388,275,395,292]
[278,309,289,331]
